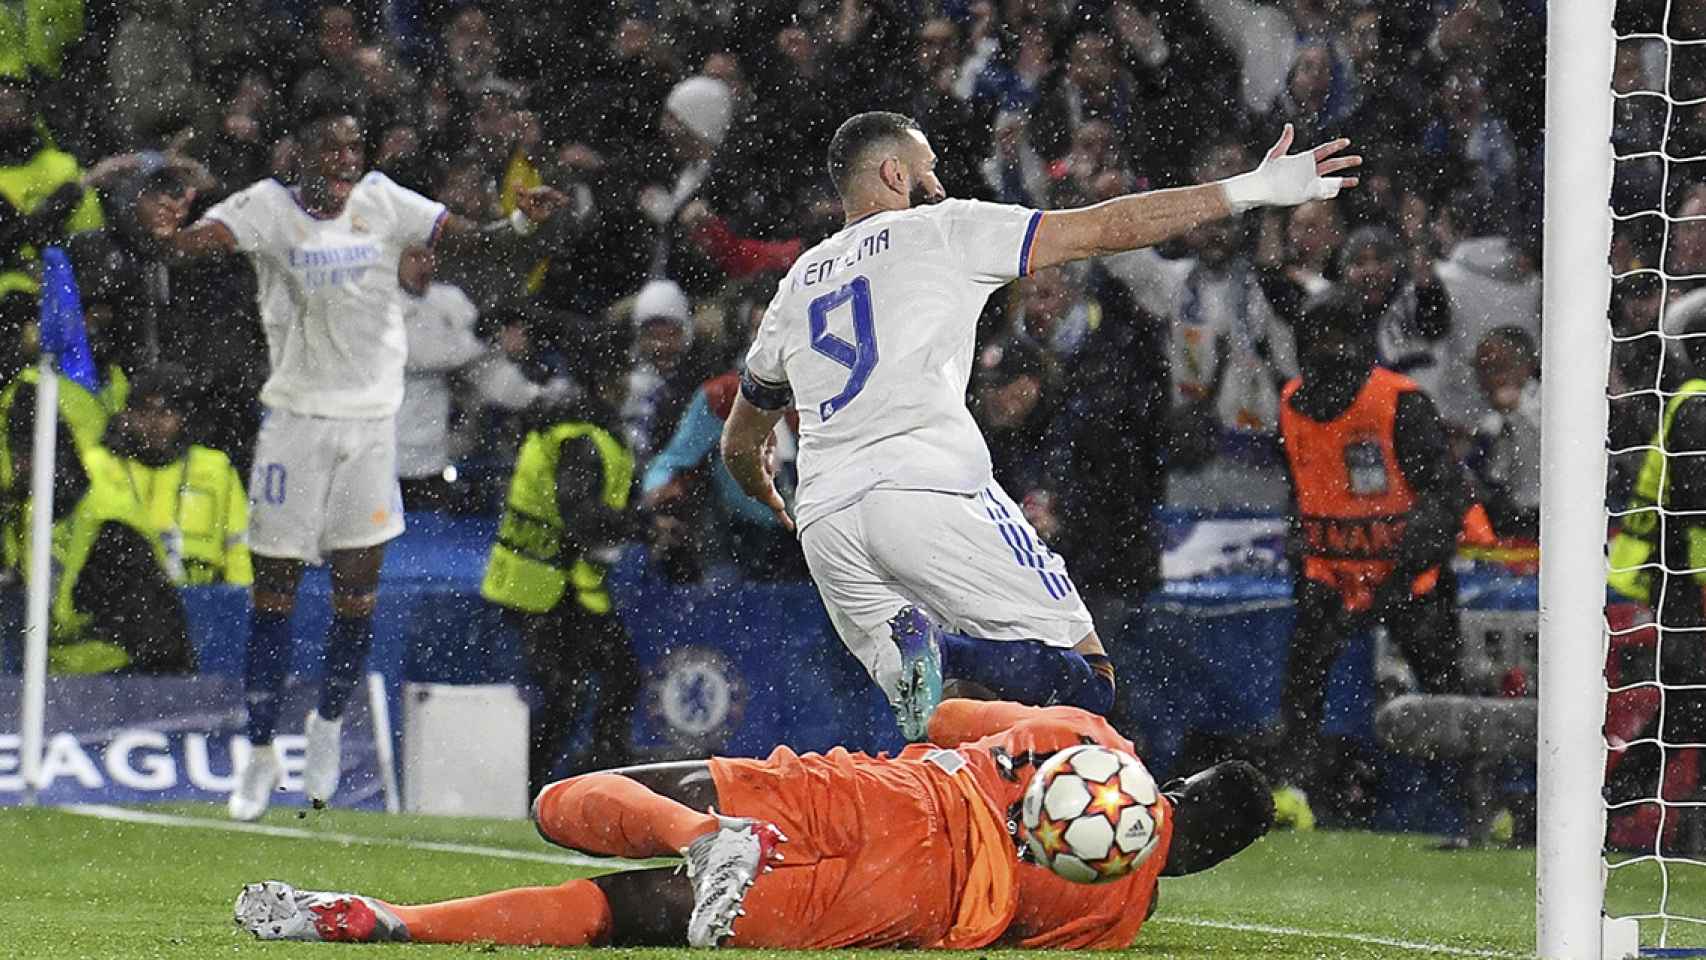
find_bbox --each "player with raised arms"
[720,112,1359,738]
[140,96,568,821]
[234,699,1273,949]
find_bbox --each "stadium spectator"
[974,335,1056,502]
[1430,190,1541,432]
[643,75,732,279]
[1665,184,1706,297]
[641,274,802,582]
[1466,327,1541,540]
[0,0,82,85]
[0,77,101,312]
[1010,264,1093,358]
[480,324,643,797]
[1262,43,1343,154]
[1264,224,1455,406]
[980,110,1050,207]
[1105,139,1296,511]
[1254,200,1343,303]
[236,700,1271,950]
[103,1,211,151]
[1031,30,1139,164]
[5,392,192,673]
[1606,296,1706,852]
[1338,7,1424,168]
[103,363,251,586]
[1043,272,1171,665]
[904,17,991,203]
[1272,294,1470,831]
[620,278,710,468]
[396,246,483,511]
[1419,62,1520,202]
[1194,0,1345,117]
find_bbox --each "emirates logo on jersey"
[351,214,370,233]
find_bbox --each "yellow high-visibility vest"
[482,421,632,615]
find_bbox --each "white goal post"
[1539,0,1616,957]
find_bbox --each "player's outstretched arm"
[433,185,569,255]
[719,393,793,532]
[1026,125,1360,273]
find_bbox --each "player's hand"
[1221,124,1361,213]
[516,185,569,224]
[758,431,794,532]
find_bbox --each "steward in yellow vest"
[481,326,641,796]
[0,364,125,568]
[0,78,101,303]
[1606,358,1706,758]
[5,400,191,673]
[103,366,251,586]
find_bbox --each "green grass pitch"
[4,803,1702,958]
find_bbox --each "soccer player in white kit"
[143,99,566,819]
[721,112,1358,739]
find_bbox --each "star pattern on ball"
[1033,815,1068,857]
[1086,775,1136,825]
[1092,844,1144,878]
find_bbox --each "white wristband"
[510,208,539,238]
[1220,171,1266,215]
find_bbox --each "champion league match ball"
[1020,744,1165,884]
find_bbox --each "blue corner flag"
[39,246,97,391]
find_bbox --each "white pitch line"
[62,804,674,871]
[1152,916,1522,958]
[62,805,1519,957]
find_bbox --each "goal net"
[1547,1,1706,956]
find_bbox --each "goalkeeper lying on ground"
[236,700,1272,949]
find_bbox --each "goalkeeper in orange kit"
[235,701,1273,950]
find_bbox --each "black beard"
[909,181,940,207]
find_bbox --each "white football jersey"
[202,173,447,419]
[745,198,1042,530]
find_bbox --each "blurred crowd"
[0,0,1581,594]
[10,0,1704,651]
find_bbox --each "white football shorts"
[248,407,405,564]
[799,483,1095,698]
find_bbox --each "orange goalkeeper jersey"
[707,742,1018,950]
[918,699,1176,950]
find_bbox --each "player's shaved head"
[826,111,923,199]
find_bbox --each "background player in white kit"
[721,112,1358,739]
[143,98,566,819]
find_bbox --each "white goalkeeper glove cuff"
[1220,152,1344,214]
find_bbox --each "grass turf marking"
[63,803,673,870]
[67,803,1520,956]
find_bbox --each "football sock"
[244,609,293,744]
[937,631,1116,714]
[385,881,611,946]
[317,614,374,721]
[533,772,719,857]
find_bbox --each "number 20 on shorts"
[808,275,877,421]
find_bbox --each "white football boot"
[227,742,282,822]
[303,709,343,805]
[682,813,787,947]
[234,881,408,942]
